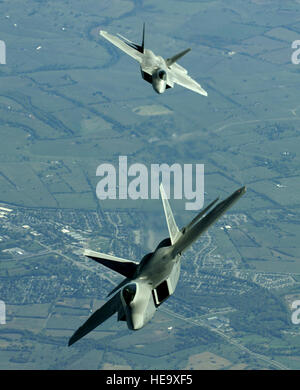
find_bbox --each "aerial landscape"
[0,0,300,370]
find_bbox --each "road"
[161,306,289,370]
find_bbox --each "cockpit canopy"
[122,283,137,305]
[158,69,167,80]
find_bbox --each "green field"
[1,0,300,371]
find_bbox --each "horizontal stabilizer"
[173,186,246,256]
[68,292,121,346]
[84,249,138,278]
[166,48,191,67]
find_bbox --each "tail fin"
[84,249,138,278]
[117,23,145,53]
[172,186,246,256]
[166,48,191,67]
[141,22,145,53]
[160,183,182,245]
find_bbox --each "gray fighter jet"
[68,184,246,346]
[100,24,208,96]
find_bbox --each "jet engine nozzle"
[122,283,137,305]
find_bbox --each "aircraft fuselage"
[140,49,169,94]
[121,243,181,330]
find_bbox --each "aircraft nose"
[153,83,165,94]
[131,313,144,330]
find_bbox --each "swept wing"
[169,66,208,96]
[68,292,121,346]
[100,30,143,63]
[172,186,246,255]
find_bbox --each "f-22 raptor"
[100,24,208,96]
[68,184,246,346]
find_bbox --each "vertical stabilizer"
[166,48,191,67]
[160,183,182,245]
[141,22,145,53]
[116,23,145,53]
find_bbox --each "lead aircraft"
[68,184,246,346]
[100,24,208,96]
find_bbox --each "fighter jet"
[99,24,208,96]
[68,184,246,346]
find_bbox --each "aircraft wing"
[68,292,121,346]
[169,67,208,96]
[172,186,246,256]
[100,30,143,63]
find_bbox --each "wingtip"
[68,338,74,347]
[68,330,81,346]
[83,248,94,258]
[235,186,246,196]
[197,87,208,96]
